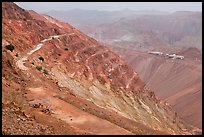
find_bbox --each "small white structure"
[167,53,176,58]
[173,55,184,60]
[148,51,163,55]
[166,53,184,60]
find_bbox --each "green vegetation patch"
[5,44,14,52]
[64,48,69,51]
[43,69,49,75]
[39,56,44,62]
[2,50,7,53]
[36,66,42,71]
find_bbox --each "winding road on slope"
[15,33,133,134]
[16,33,75,70]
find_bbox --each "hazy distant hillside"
[46,10,202,51]
[91,11,202,50]
[45,9,170,28]
[4,2,202,135]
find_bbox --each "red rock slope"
[108,45,202,129]
[2,2,201,135]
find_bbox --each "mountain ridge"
[2,2,201,135]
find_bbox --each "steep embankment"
[109,46,202,129]
[29,23,200,134]
[2,2,201,135]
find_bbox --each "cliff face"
[2,2,201,135]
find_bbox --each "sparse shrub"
[5,44,14,52]
[39,56,44,62]
[58,53,61,56]
[64,48,68,51]
[6,60,12,68]
[2,50,7,53]
[36,66,42,71]
[15,53,18,57]
[31,62,34,65]
[43,69,49,75]
[97,75,106,85]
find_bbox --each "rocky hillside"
[109,45,202,129]
[2,2,201,135]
